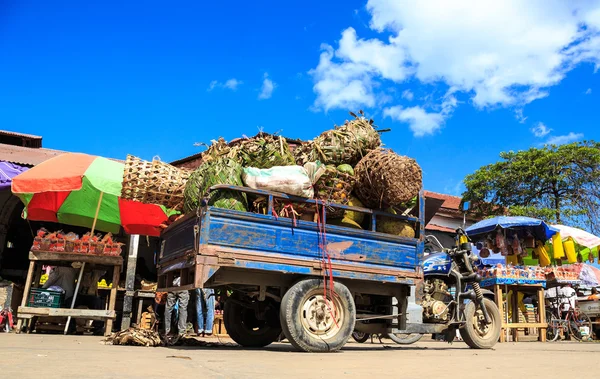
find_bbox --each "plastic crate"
[27,288,64,308]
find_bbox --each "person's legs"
[164,292,177,335]
[177,291,190,336]
[196,288,205,334]
[204,289,215,335]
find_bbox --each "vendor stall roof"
[466,216,559,241]
[0,143,64,166]
[551,224,600,249]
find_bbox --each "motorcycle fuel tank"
[422,252,452,275]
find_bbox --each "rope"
[315,201,339,329]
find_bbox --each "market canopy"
[11,153,175,236]
[0,161,28,190]
[551,224,600,249]
[466,216,559,241]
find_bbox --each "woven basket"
[354,148,422,209]
[121,155,192,211]
[314,168,355,218]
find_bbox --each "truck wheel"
[279,278,355,352]
[352,331,370,343]
[459,298,501,349]
[388,333,423,345]
[224,298,282,348]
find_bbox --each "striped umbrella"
[11,153,175,236]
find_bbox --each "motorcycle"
[388,228,501,348]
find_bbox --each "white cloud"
[384,106,445,136]
[586,88,593,95]
[310,0,600,135]
[309,45,375,110]
[207,80,218,91]
[384,90,457,136]
[207,78,242,91]
[224,79,242,90]
[515,109,528,124]
[545,132,584,145]
[258,73,276,100]
[401,89,414,101]
[531,122,552,137]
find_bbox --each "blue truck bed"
[158,185,424,292]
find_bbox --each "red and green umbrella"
[11,153,176,236]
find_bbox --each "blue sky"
[1,0,600,195]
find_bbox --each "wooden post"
[494,284,505,343]
[90,191,104,235]
[511,287,519,342]
[136,297,144,326]
[64,262,86,335]
[16,260,36,333]
[537,287,547,342]
[120,234,139,330]
[105,263,121,336]
[33,264,43,288]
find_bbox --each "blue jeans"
[196,288,215,334]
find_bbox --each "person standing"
[164,277,189,337]
[196,288,215,336]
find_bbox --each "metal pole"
[64,262,86,335]
[120,234,139,330]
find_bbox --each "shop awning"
[466,216,559,241]
[0,160,29,190]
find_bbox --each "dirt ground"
[1,334,599,379]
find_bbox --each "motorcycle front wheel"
[388,333,423,345]
[459,298,502,349]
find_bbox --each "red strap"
[315,201,339,328]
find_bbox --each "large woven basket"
[121,155,192,211]
[314,168,356,218]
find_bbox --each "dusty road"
[1,334,598,379]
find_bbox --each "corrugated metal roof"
[0,143,64,166]
[425,223,455,233]
[0,130,42,140]
[424,190,462,211]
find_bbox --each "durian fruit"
[377,219,416,238]
[376,208,415,238]
[328,217,363,230]
[344,196,365,224]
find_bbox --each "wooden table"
[16,251,123,336]
[489,283,547,342]
[134,290,156,326]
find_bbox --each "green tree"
[462,141,600,233]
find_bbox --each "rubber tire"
[388,333,423,345]
[280,278,356,352]
[352,331,370,343]
[546,310,560,342]
[459,298,501,349]
[223,298,282,348]
[568,311,593,341]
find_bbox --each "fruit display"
[32,228,123,256]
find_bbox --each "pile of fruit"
[121,111,423,237]
[32,228,123,256]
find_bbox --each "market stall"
[10,153,174,335]
[466,216,559,342]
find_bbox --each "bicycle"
[546,294,593,342]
